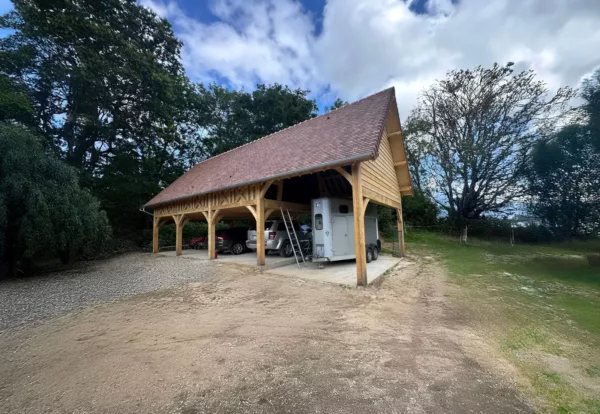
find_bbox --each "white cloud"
[142,0,600,118]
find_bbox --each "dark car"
[217,227,250,255]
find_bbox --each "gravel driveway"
[0,253,217,333]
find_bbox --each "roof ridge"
[187,87,396,171]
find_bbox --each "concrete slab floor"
[157,249,401,286]
[266,255,401,286]
[157,249,295,270]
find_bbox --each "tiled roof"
[145,87,396,207]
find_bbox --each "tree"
[581,68,600,151]
[406,63,575,223]
[325,98,347,112]
[0,75,33,125]
[526,69,600,238]
[1,0,210,232]
[0,124,111,277]
[402,191,439,228]
[203,83,317,157]
[527,125,600,237]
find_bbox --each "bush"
[0,124,111,277]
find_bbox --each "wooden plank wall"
[361,128,402,205]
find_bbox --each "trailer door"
[332,216,349,256]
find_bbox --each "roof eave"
[143,151,375,209]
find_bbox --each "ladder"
[280,207,306,268]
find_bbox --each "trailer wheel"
[366,246,373,263]
[372,245,379,260]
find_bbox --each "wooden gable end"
[361,128,403,209]
[360,99,413,210]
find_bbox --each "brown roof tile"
[145,87,395,207]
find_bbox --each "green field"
[406,231,600,413]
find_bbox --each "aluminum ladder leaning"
[280,207,306,268]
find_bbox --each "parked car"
[246,219,311,257]
[189,236,206,249]
[217,227,250,255]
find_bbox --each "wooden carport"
[145,87,412,286]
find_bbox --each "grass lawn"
[406,231,600,413]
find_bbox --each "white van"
[311,197,380,263]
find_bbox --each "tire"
[366,246,373,263]
[194,244,201,250]
[280,241,294,257]
[231,242,245,255]
[372,245,379,261]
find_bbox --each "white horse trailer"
[311,197,380,263]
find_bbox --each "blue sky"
[2,0,600,116]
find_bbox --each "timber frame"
[149,94,411,286]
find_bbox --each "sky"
[2,0,600,117]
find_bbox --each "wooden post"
[351,163,367,286]
[208,210,216,259]
[152,216,160,253]
[256,197,265,266]
[174,214,185,256]
[396,208,405,257]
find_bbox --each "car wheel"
[231,242,245,255]
[194,244,201,250]
[366,246,373,263]
[280,241,293,257]
[372,245,379,260]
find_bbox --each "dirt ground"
[0,254,532,413]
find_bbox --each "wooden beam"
[393,160,407,167]
[352,163,367,286]
[246,205,258,221]
[399,186,413,193]
[256,198,265,266]
[334,166,352,185]
[387,131,402,138]
[362,197,370,216]
[277,180,283,201]
[264,199,311,213]
[260,179,275,198]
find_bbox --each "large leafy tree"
[526,68,600,237]
[203,83,317,157]
[527,125,600,237]
[0,124,111,277]
[0,0,210,231]
[405,63,575,222]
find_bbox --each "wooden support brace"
[362,198,370,216]
[393,160,407,167]
[264,208,276,221]
[260,179,275,198]
[334,166,352,185]
[246,205,258,221]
